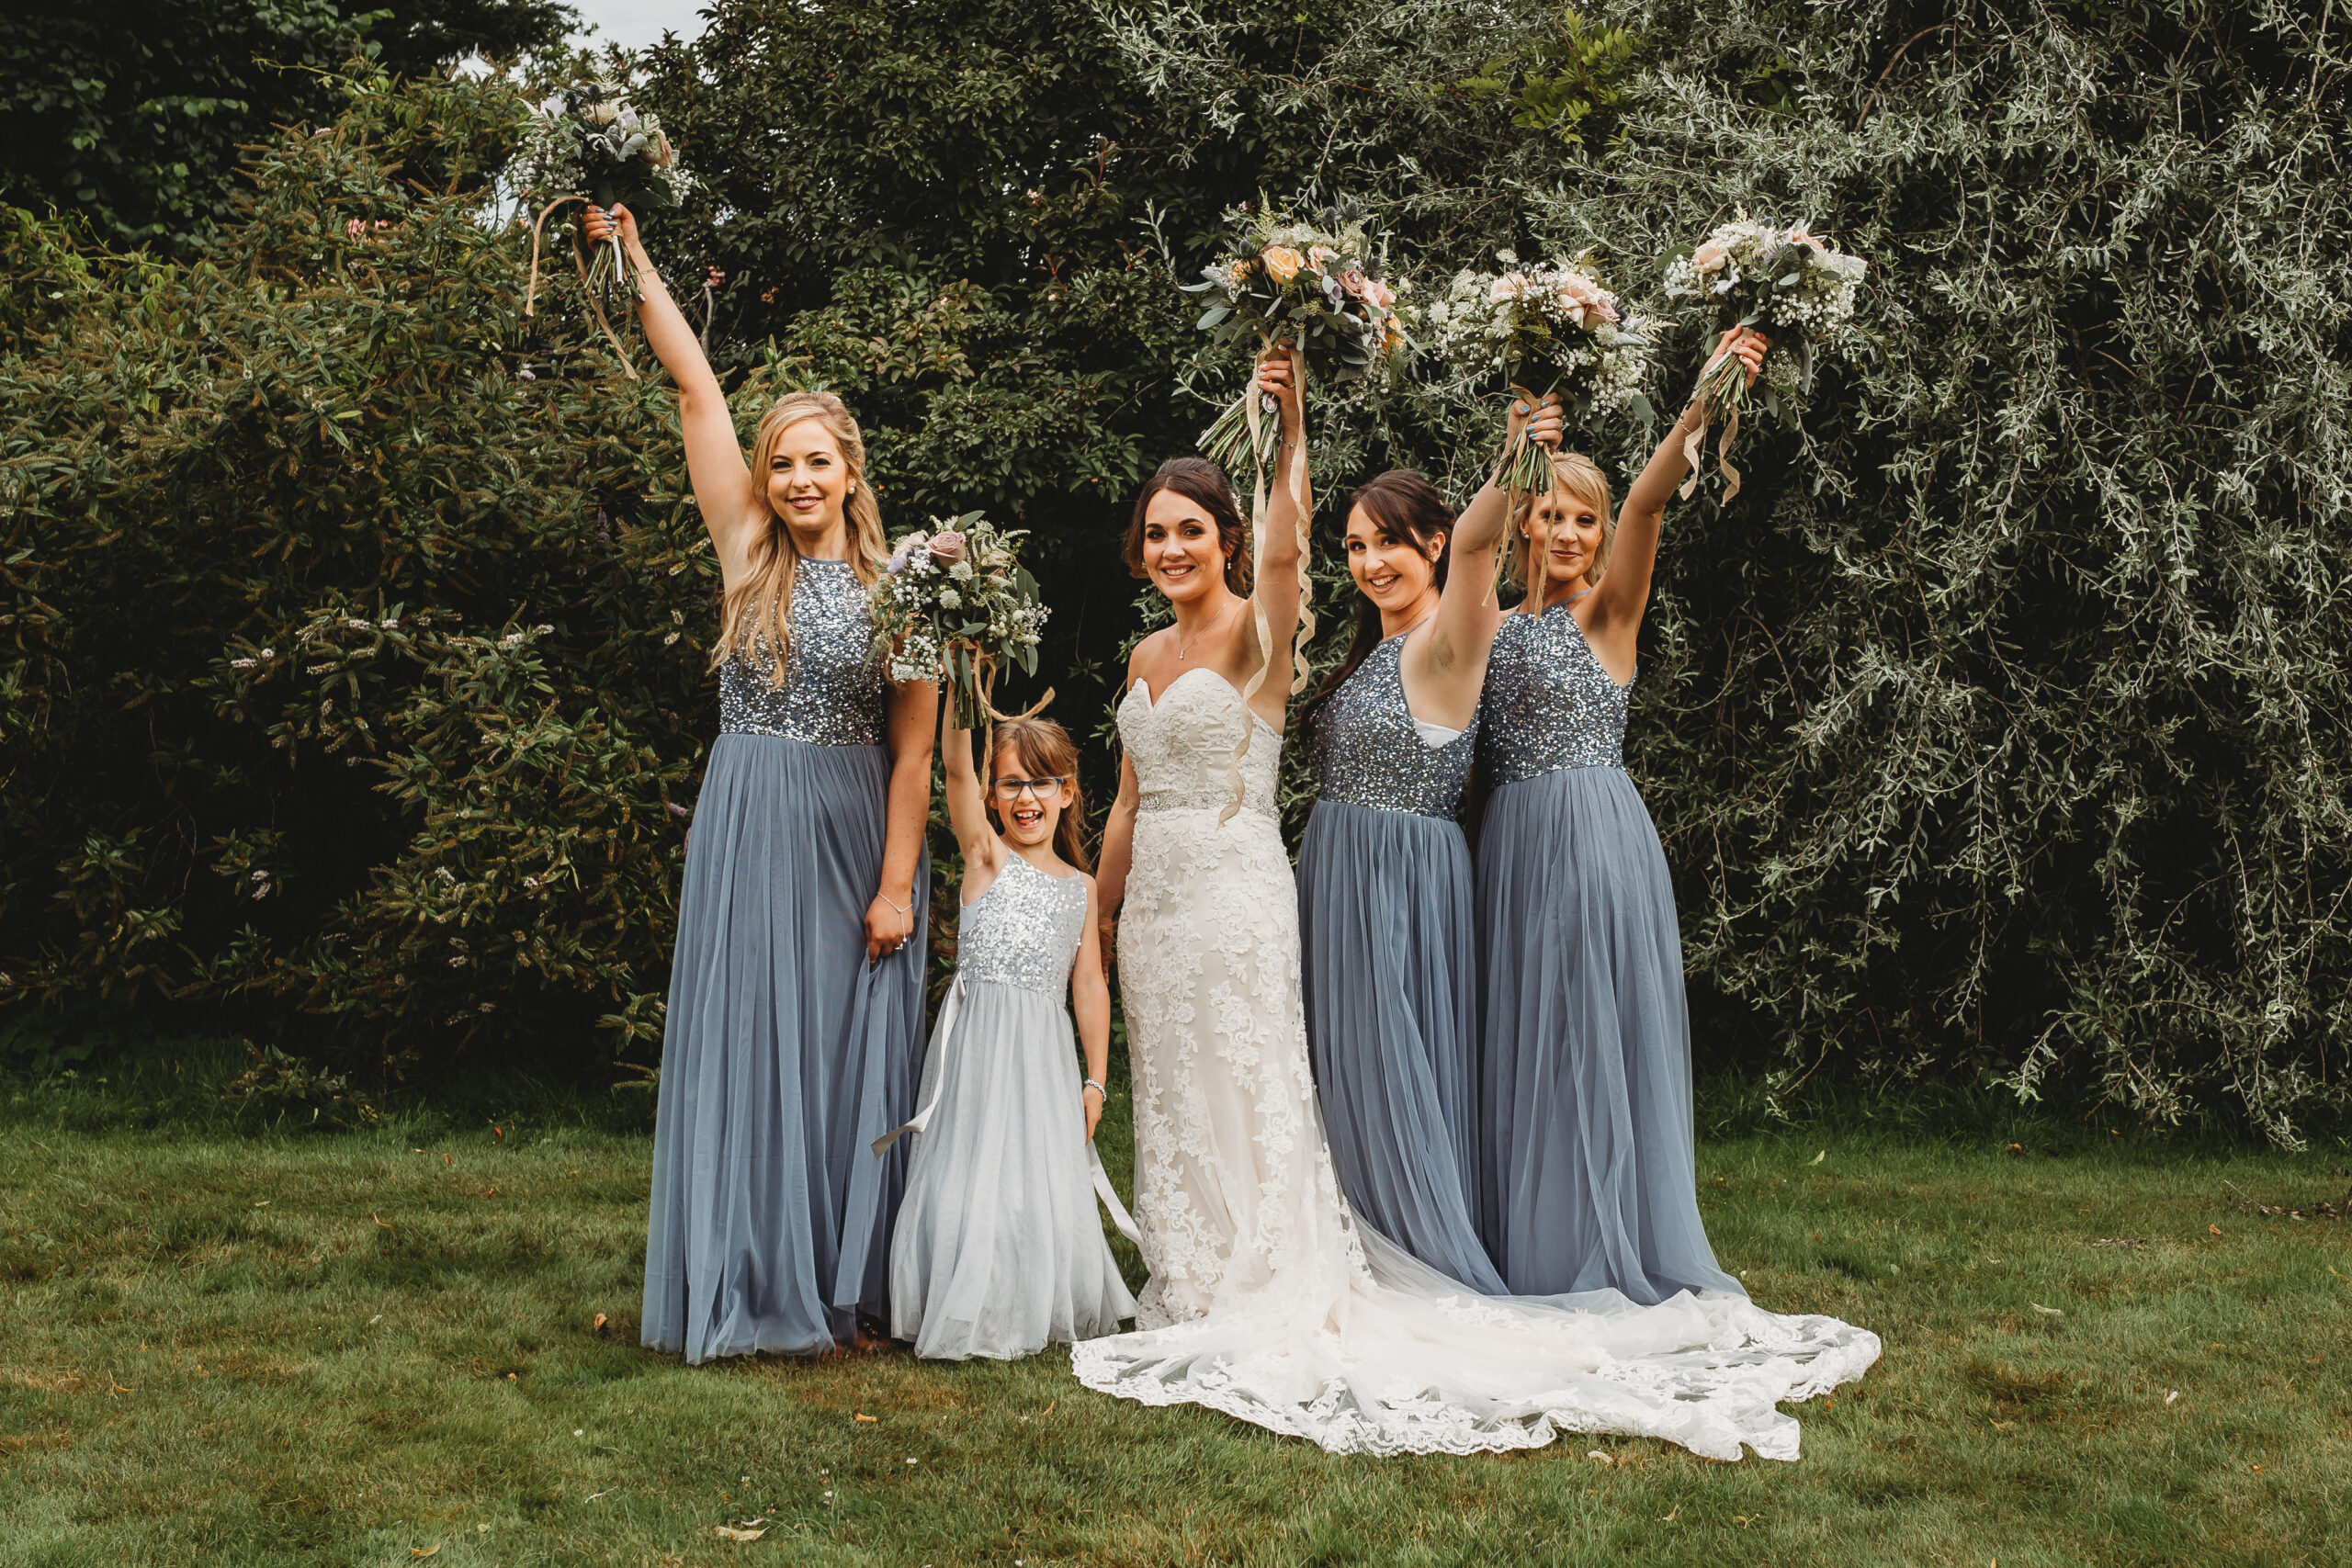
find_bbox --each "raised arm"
[865,678,940,960]
[583,203,768,588]
[1072,876,1111,1140]
[1414,391,1565,716]
[939,710,1003,880]
[1245,342,1311,728]
[1585,328,1766,661]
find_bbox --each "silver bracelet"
[1082,1078,1106,1098]
[876,892,910,917]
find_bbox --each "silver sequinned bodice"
[1476,603,1632,787]
[716,559,886,746]
[1309,631,1477,818]
[957,853,1087,994]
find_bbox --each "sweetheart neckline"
[1122,665,1281,735]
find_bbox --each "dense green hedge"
[3,0,2347,1140]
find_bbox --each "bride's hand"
[1251,343,1305,439]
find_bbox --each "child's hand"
[1082,1082,1104,1141]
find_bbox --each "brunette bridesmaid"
[589,203,938,1360]
[1294,398,1565,1292]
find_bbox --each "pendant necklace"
[1176,599,1238,662]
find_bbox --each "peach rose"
[1690,239,1729,273]
[1261,246,1304,283]
[1488,271,1530,304]
[1363,276,1394,310]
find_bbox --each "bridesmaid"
[1294,394,1563,1292]
[1476,328,1767,1306]
[589,204,938,1360]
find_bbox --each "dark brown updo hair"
[1302,469,1453,728]
[1124,457,1252,598]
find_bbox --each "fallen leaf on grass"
[594,1313,609,1336]
[1659,1506,1679,1523]
[2165,1391,2178,1404]
[1586,1450,1611,1464]
[713,1525,765,1542]
[586,1489,617,1502]
[854,1413,876,1423]
[2030,1303,2064,1316]
[2209,1224,2222,1235]
[1807,1151,1825,1167]
[373,1213,392,1229]
[410,1550,440,1560]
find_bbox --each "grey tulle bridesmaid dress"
[641,558,929,1361]
[1295,631,1507,1293]
[889,854,1136,1359]
[1474,601,1743,1305]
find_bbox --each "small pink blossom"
[1786,224,1818,248]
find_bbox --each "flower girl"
[879,716,1136,1359]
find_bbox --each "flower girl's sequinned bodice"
[717,558,886,746]
[1476,604,1631,787]
[1308,632,1477,818]
[957,854,1086,995]
[1117,668,1282,818]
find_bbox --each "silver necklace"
[1176,599,1239,661]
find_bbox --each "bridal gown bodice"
[1110,667,1365,1325]
[1080,663,1881,1460]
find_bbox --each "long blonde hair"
[712,391,888,683]
[1501,450,1615,609]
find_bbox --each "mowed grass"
[3,1102,2349,1566]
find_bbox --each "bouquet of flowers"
[1181,197,1412,481]
[1424,248,1656,496]
[869,513,1052,729]
[514,79,693,372]
[1661,212,1867,500]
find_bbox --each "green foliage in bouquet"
[1182,197,1411,479]
[871,514,1050,730]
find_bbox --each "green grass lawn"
[3,1094,2349,1566]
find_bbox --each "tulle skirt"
[1475,762,1742,1303]
[641,733,928,1362]
[890,976,1136,1359]
[1295,799,1506,1293]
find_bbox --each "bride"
[1080,346,1879,1461]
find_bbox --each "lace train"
[1085,669,1878,1458]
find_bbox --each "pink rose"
[1488,271,1529,304]
[1363,276,1394,310]
[1690,240,1728,273]
[928,531,967,564]
[1786,224,1818,248]
[1308,244,1336,265]
[1338,268,1367,299]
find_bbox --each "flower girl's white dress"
[889,853,1136,1359]
[1073,669,1879,1459]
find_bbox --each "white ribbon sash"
[869,974,964,1157]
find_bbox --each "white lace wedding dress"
[1070,667,1881,1460]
